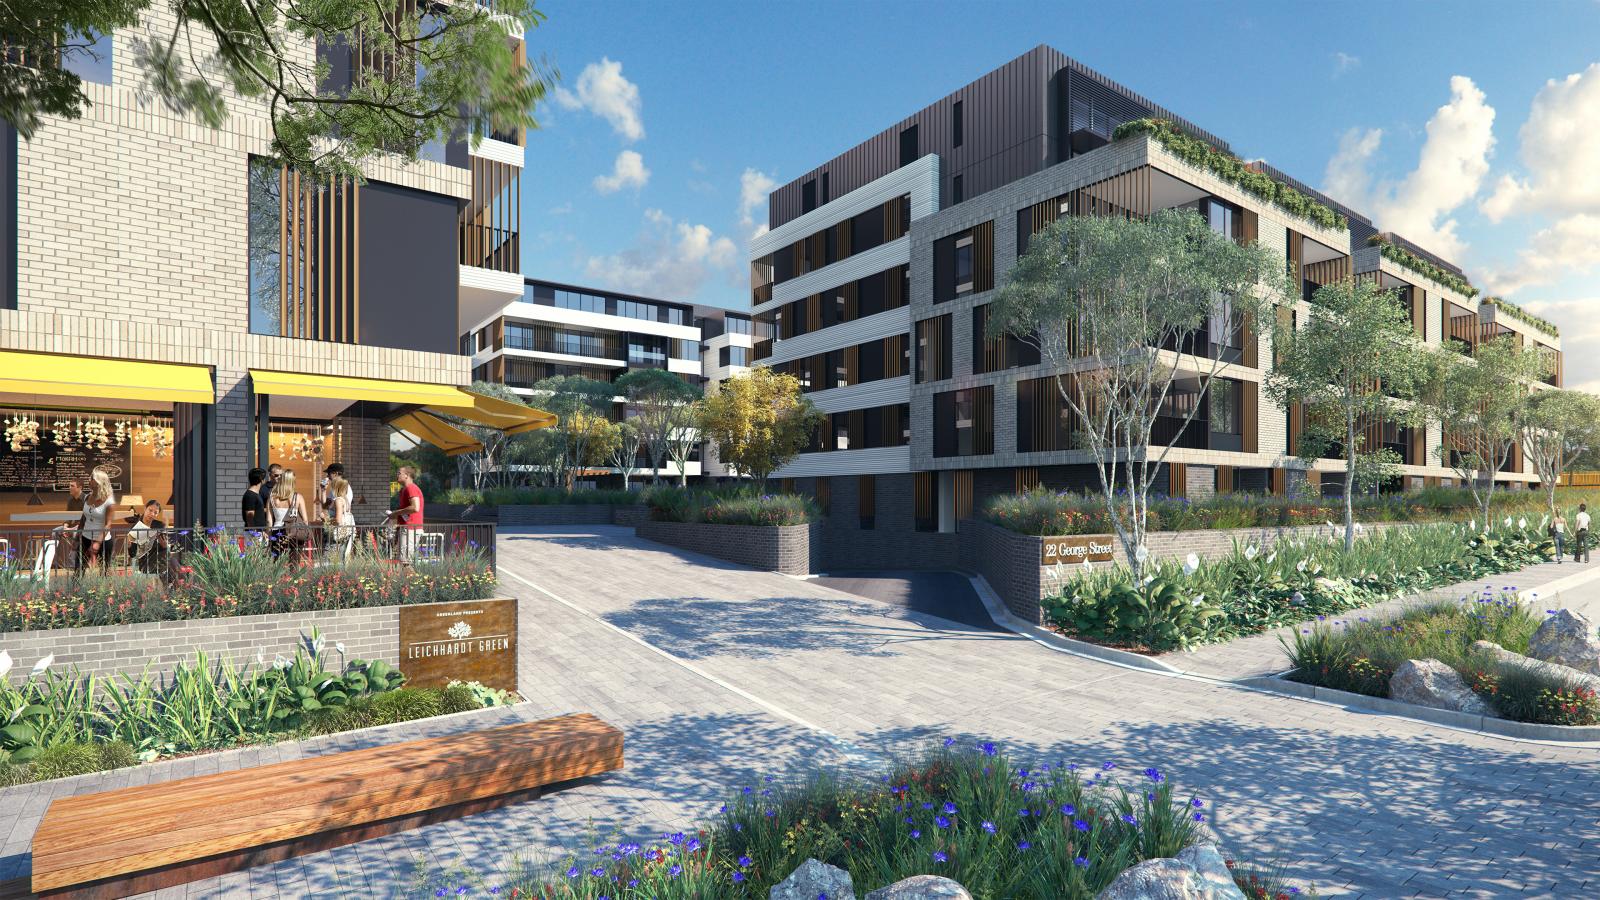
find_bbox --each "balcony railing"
[460,223,519,273]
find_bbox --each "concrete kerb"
[965,569,1600,746]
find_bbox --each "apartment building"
[463,278,706,480]
[697,308,757,478]
[748,45,1563,559]
[0,9,546,527]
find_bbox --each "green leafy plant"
[1046,573,1225,652]
[446,680,518,708]
[1366,235,1478,298]
[1480,296,1558,338]
[1113,119,1347,231]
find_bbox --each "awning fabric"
[424,389,556,434]
[248,371,555,434]
[387,411,484,457]
[249,370,466,407]
[0,350,214,404]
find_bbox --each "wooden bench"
[26,713,623,899]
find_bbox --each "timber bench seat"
[27,713,623,899]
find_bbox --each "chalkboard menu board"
[0,431,134,495]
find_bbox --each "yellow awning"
[0,350,214,404]
[387,411,484,457]
[249,370,467,407]
[424,389,556,434]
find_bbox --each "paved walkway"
[1160,557,1600,680]
[4,526,1599,898]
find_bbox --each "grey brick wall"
[635,521,819,576]
[499,505,618,526]
[2,607,400,686]
[806,474,962,572]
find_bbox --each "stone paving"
[3,525,1599,898]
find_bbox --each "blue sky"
[521,0,1600,384]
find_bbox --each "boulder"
[1473,641,1600,693]
[1096,843,1246,899]
[863,875,972,900]
[1527,610,1600,676]
[771,858,856,900]
[1388,659,1493,716]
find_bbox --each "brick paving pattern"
[1,525,1596,898]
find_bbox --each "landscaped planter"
[635,520,819,576]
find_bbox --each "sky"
[519,0,1600,387]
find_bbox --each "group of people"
[57,467,169,574]
[239,463,425,562]
[1550,503,1592,564]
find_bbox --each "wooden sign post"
[1040,534,1117,566]
[397,598,518,692]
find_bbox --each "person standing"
[266,470,310,564]
[75,468,117,572]
[1576,503,1591,563]
[383,466,425,563]
[326,473,356,560]
[1552,511,1568,564]
[319,462,354,523]
[242,467,268,528]
[127,499,169,575]
[258,463,284,504]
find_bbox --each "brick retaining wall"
[635,521,818,576]
[3,607,400,686]
[497,504,620,526]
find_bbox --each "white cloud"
[1498,295,1600,392]
[583,209,739,298]
[593,150,650,194]
[1482,213,1600,295]
[548,202,573,216]
[1320,76,1495,259]
[1482,63,1600,222]
[1333,52,1361,75]
[738,167,778,240]
[552,57,644,142]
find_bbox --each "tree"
[664,398,704,487]
[608,419,644,489]
[1421,336,1548,525]
[447,380,531,490]
[528,376,614,489]
[3,0,551,180]
[988,208,1289,573]
[1520,389,1600,519]
[571,409,619,477]
[616,369,700,485]
[699,368,824,487]
[1265,279,1428,550]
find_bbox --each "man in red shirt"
[384,466,426,563]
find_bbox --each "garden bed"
[1042,522,1554,653]
[416,739,1313,899]
[0,638,518,786]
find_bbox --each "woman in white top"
[76,468,116,572]
[266,470,311,564]
[326,474,356,559]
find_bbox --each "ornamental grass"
[1282,593,1600,726]
[413,741,1313,899]
[0,536,495,633]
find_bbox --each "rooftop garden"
[1113,118,1348,233]
[1366,234,1479,299]
[1480,296,1560,339]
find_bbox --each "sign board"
[397,598,517,692]
[1041,534,1116,566]
[0,432,132,494]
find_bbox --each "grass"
[1282,595,1600,726]
[413,740,1315,898]
[984,485,1600,536]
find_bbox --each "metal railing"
[0,520,497,584]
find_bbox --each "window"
[900,125,919,167]
[726,316,752,336]
[934,386,994,457]
[665,307,686,325]
[459,333,472,355]
[934,222,992,302]
[858,475,876,529]
[822,172,830,204]
[617,299,657,321]
[952,100,963,147]
[916,315,951,383]
[555,290,605,314]
[1204,197,1240,240]
[952,174,964,204]
[1209,380,1240,435]
[1016,376,1072,452]
[719,346,749,368]
[954,235,974,295]
[972,304,1040,374]
[802,179,817,214]
[627,335,668,367]
[246,157,360,342]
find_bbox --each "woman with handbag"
[326,474,356,561]
[267,470,311,565]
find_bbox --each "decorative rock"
[770,858,856,900]
[1473,641,1600,693]
[863,875,973,900]
[1389,658,1492,716]
[1096,843,1247,899]
[1527,610,1600,676]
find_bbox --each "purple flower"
[933,851,948,863]
[910,829,922,839]
[1017,840,1032,850]
[1074,819,1090,832]
[981,820,996,834]
[732,872,746,884]
[936,816,951,829]
[980,741,997,756]
[943,802,958,814]
[1074,856,1091,868]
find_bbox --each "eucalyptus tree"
[616,368,700,485]
[1265,279,1427,550]
[699,368,824,487]
[3,0,551,179]
[988,208,1289,572]
[1519,388,1600,520]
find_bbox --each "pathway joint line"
[501,565,881,764]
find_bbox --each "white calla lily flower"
[1135,544,1150,564]
[1264,551,1276,564]
[0,649,11,680]
[1182,552,1200,576]
[31,654,54,677]
[1243,544,1259,561]
[1518,517,1527,530]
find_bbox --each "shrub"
[438,684,480,716]
[417,740,1315,899]
[646,485,817,526]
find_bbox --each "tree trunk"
[1344,409,1356,552]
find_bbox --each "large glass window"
[247,159,282,336]
[1205,198,1240,240]
[726,316,752,335]
[954,235,974,295]
[627,335,668,367]
[934,387,994,457]
[554,290,606,314]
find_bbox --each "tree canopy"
[699,367,823,486]
[3,0,552,179]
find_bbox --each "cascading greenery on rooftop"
[1367,235,1479,299]
[1111,118,1348,233]
[1481,296,1559,339]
